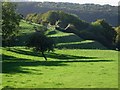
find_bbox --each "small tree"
[26,31,55,61]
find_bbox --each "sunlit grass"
[2,47,118,88]
[2,21,118,88]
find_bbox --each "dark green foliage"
[25,11,116,49]
[26,11,89,30]
[55,18,117,49]
[41,11,59,25]
[115,26,120,50]
[16,2,118,26]
[2,2,21,46]
[90,19,117,49]
[26,31,55,61]
[95,19,116,43]
[32,14,42,24]
[33,25,48,34]
[55,11,89,30]
[25,13,37,23]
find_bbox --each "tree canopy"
[16,2,118,26]
[26,26,55,61]
[26,11,89,30]
[115,26,120,50]
[2,2,21,46]
[25,11,117,49]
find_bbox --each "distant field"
[2,20,118,88]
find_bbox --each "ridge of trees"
[25,10,118,49]
[15,2,118,26]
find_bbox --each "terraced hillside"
[16,20,107,49]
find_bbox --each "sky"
[8,0,120,6]
[27,0,119,6]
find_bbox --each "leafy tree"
[25,14,32,21]
[33,25,48,34]
[91,19,117,49]
[115,26,120,50]
[25,13,37,23]
[26,27,55,61]
[40,11,89,29]
[96,19,116,42]
[32,14,41,23]
[2,2,21,46]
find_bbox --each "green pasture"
[1,20,118,88]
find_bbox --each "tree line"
[15,2,118,26]
[25,11,119,50]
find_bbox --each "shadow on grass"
[2,60,67,73]
[57,42,107,49]
[2,50,114,73]
[47,30,57,35]
[10,33,108,50]
[8,48,97,60]
[2,54,29,62]
[50,35,107,50]
[2,58,114,74]
[10,34,83,47]
[51,34,83,43]
[11,33,33,46]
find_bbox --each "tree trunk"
[42,52,47,61]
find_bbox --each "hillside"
[15,2,118,26]
[14,20,107,50]
[2,2,118,89]
[2,20,118,88]
[25,10,116,49]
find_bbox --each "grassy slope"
[2,20,118,88]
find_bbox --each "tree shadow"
[47,53,97,59]
[8,48,42,57]
[2,60,67,73]
[47,30,57,35]
[51,34,83,44]
[2,58,114,74]
[57,42,107,49]
[2,53,67,73]
[2,54,114,74]
[7,32,108,50]
[2,49,114,73]
[10,33,33,46]
[50,34,108,50]
[2,54,29,62]
[7,48,98,60]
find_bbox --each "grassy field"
[1,20,118,88]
